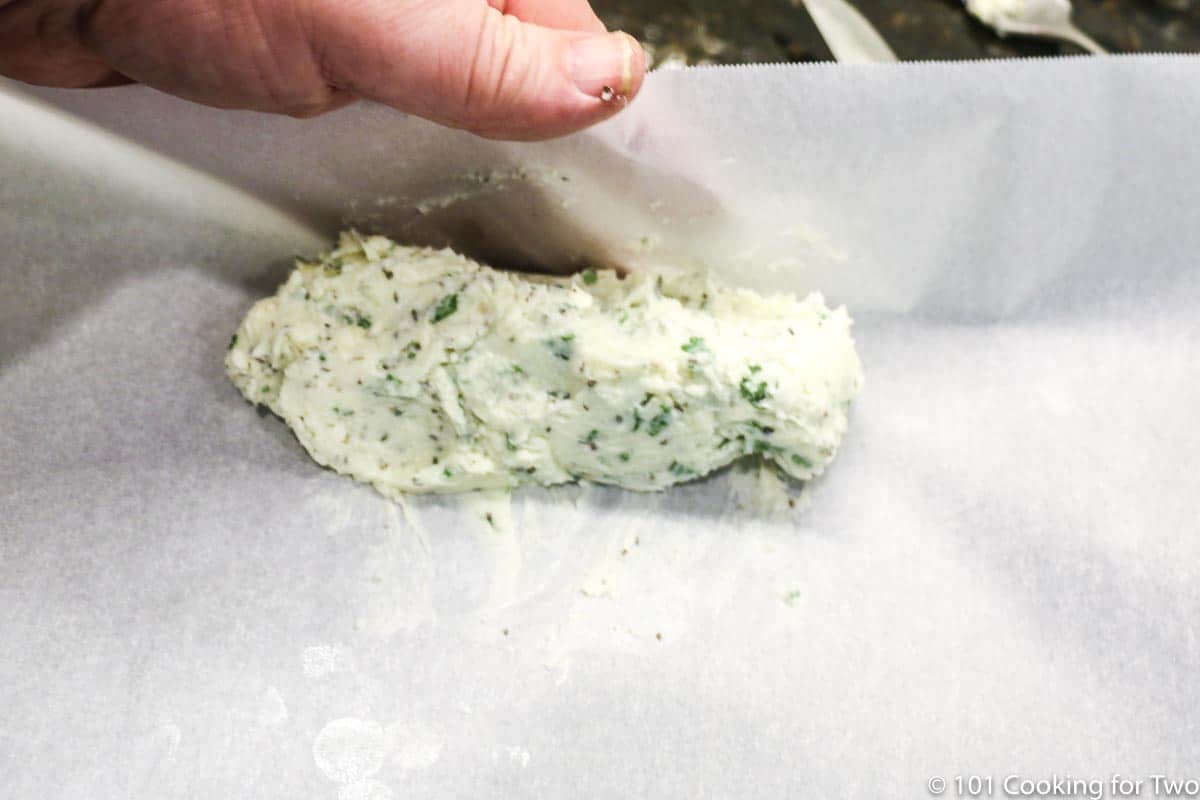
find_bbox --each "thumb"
[310,0,646,140]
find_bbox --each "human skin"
[0,0,646,139]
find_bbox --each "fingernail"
[570,31,640,99]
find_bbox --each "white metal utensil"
[965,0,1106,54]
[798,0,898,64]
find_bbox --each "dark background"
[593,0,1200,65]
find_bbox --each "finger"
[485,0,606,33]
[310,0,646,140]
[82,70,136,88]
[285,87,358,119]
[83,0,345,116]
[0,0,121,87]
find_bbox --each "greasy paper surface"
[3,57,1200,798]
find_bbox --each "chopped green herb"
[443,468,452,478]
[561,333,575,342]
[547,336,574,361]
[632,408,643,432]
[512,364,525,375]
[681,336,706,353]
[791,454,813,468]
[319,353,327,362]
[346,312,370,330]
[391,406,403,417]
[618,452,631,462]
[505,433,518,451]
[646,406,672,437]
[582,429,599,445]
[747,420,775,434]
[749,364,763,373]
[740,376,770,406]
[228,334,238,350]
[431,294,458,322]
[753,440,780,455]
[668,461,695,477]
[581,269,598,285]
[404,340,421,360]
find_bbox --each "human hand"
[0,0,646,139]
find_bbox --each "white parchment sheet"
[2,56,1199,799]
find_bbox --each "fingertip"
[617,31,648,99]
[311,0,647,142]
[568,30,645,103]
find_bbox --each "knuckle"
[0,0,114,86]
[281,91,339,118]
[458,10,529,133]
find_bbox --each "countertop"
[594,0,1200,65]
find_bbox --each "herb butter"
[226,233,863,495]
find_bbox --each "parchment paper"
[3,56,1199,799]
